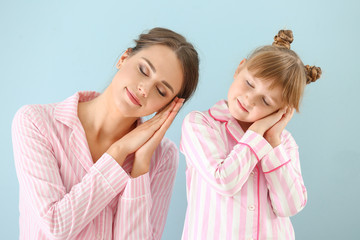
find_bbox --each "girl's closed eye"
[246,80,254,88]
[263,97,270,106]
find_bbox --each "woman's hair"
[129,27,199,103]
[245,30,322,111]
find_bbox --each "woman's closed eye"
[139,64,149,76]
[156,86,166,97]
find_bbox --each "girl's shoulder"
[183,109,217,127]
[280,128,298,148]
[183,100,231,128]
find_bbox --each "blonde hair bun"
[272,30,294,49]
[305,65,322,84]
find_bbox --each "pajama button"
[250,171,255,176]
[248,205,255,211]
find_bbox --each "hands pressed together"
[249,107,295,148]
[106,97,184,177]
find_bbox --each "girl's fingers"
[268,107,286,124]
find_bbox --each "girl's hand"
[248,107,287,136]
[249,107,294,147]
[106,98,180,165]
[264,107,294,147]
[131,98,184,177]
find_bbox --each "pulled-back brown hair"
[245,30,322,111]
[129,27,199,103]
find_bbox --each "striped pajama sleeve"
[12,107,129,239]
[113,141,178,240]
[180,111,272,197]
[261,133,307,217]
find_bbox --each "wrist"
[131,163,150,178]
[106,144,128,166]
[248,125,265,136]
[264,135,281,148]
[131,154,151,178]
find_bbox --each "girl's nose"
[245,94,255,107]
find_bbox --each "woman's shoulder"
[13,102,58,127]
[157,137,178,156]
[151,137,179,171]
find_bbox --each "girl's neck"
[238,120,253,132]
[78,89,137,144]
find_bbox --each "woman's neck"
[78,90,137,144]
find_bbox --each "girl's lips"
[237,99,248,112]
[126,88,142,106]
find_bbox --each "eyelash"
[139,65,148,76]
[246,80,254,88]
[246,80,270,106]
[157,87,166,97]
[138,65,166,97]
[263,98,270,106]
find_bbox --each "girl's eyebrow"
[141,57,174,94]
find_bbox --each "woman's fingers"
[160,98,184,131]
[141,98,184,149]
[144,98,184,147]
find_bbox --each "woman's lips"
[126,88,141,106]
[237,99,248,112]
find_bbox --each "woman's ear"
[116,48,133,69]
[234,58,246,78]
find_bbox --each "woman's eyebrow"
[161,81,174,93]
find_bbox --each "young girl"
[180,30,321,240]
[12,27,199,240]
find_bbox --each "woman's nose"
[137,83,149,97]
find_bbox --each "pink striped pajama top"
[180,100,307,240]
[12,91,178,240]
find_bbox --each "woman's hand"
[106,98,181,166]
[249,107,294,148]
[131,98,184,177]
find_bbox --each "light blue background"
[1,0,359,239]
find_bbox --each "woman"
[12,27,199,240]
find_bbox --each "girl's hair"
[245,30,322,111]
[129,27,199,103]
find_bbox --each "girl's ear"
[234,58,246,78]
[116,48,133,69]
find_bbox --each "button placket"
[248,205,256,211]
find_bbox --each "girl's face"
[228,61,285,124]
[110,45,184,117]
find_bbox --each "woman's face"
[228,61,285,124]
[110,45,184,117]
